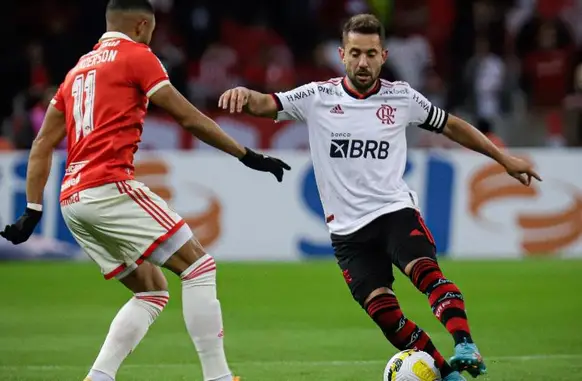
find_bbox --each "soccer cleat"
[449,339,487,378]
[443,371,467,381]
[232,376,241,381]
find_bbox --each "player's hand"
[240,147,291,182]
[501,155,542,186]
[0,208,43,245]
[218,87,250,113]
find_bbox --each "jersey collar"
[99,31,135,42]
[342,76,381,99]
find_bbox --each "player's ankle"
[88,369,114,381]
[453,331,473,346]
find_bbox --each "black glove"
[240,147,291,182]
[0,207,43,245]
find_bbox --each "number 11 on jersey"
[72,70,96,143]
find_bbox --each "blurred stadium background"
[1,1,582,380]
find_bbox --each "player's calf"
[162,238,233,381]
[407,258,473,345]
[87,264,169,381]
[407,258,487,376]
[364,290,456,378]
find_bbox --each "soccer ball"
[383,349,441,381]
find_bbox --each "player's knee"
[153,270,169,291]
[164,238,207,276]
[180,253,217,286]
[397,238,437,276]
[404,256,435,276]
[364,291,404,331]
[408,257,446,293]
[134,290,170,314]
[120,263,169,293]
[363,287,394,307]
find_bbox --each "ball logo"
[469,158,582,254]
[376,104,396,125]
[135,158,222,248]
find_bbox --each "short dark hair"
[107,0,154,13]
[342,14,385,43]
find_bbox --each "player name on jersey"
[76,50,118,70]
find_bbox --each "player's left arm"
[408,88,542,186]
[132,47,290,182]
[27,104,66,204]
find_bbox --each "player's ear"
[338,46,345,62]
[136,19,149,40]
[382,49,388,63]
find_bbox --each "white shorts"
[61,180,193,280]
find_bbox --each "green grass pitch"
[1,259,582,380]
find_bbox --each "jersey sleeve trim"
[270,94,283,111]
[146,79,171,98]
[419,105,448,133]
[50,98,65,112]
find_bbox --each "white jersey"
[272,77,448,235]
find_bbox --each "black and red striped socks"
[366,293,453,377]
[410,258,473,345]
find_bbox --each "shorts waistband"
[60,192,80,206]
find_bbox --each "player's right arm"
[150,85,246,158]
[218,87,278,118]
[219,83,315,122]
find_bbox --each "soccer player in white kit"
[219,14,541,381]
[0,1,291,380]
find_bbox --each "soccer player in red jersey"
[0,1,290,380]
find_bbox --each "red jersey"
[51,32,170,202]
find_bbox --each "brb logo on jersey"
[329,133,390,159]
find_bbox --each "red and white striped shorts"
[60,180,193,280]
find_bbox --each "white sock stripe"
[183,259,217,281]
[136,295,169,302]
[135,291,170,309]
[135,291,170,298]
[180,254,215,279]
[136,297,169,309]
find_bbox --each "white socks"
[181,254,232,381]
[87,291,169,381]
[86,255,231,381]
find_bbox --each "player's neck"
[102,28,136,42]
[342,76,380,100]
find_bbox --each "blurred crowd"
[2,0,582,150]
